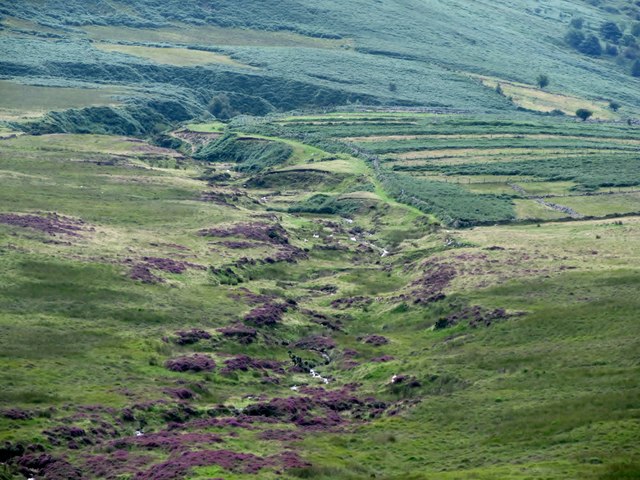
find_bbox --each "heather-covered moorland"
[0,109,638,479]
[1,1,640,479]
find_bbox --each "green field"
[0,81,129,120]
[0,109,638,479]
[0,1,639,479]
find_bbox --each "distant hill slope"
[0,0,638,130]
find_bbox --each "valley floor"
[0,111,638,480]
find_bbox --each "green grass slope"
[1,0,639,133]
[0,111,638,479]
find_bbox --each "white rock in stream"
[310,369,330,384]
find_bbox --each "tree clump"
[576,108,593,121]
[536,74,550,89]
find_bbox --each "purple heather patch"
[199,222,290,245]
[330,296,373,309]
[243,385,386,429]
[129,264,164,284]
[221,355,285,375]
[259,429,303,441]
[133,449,273,479]
[302,309,343,331]
[141,256,206,273]
[0,212,87,237]
[218,240,264,249]
[229,287,275,305]
[408,259,457,304]
[18,453,83,480]
[360,335,389,346]
[371,355,395,362]
[435,305,509,329]
[84,450,154,480]
[112,431,223,453]
[292,335,336,351]
[173,329,212,345]
[2,408,31,420]
[164,388,194,400]
[165,355,216,373]
[243,302,289,327]
[217,323,258,344]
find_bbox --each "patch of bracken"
[199,222,290,245]
[173,329,211,345]
[330,296,373,309]
[217,323,257,344]
[292,335,336,351]
[360,335,389,346]
[244,302,289,327]
[221,355,285,375]
[133,449,273,479]
[435,305,510,329]
[18,454,83,480]
[165,355,216,373]
[0,212,86,237]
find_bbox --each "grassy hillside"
[0,110,638,479]
[1,0,640,133]
[0,1,639,479]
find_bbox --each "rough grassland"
[0,110,638,479]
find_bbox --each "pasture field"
[93,44,253,68]
[83,24,352,49]
[0,81,129,121]
[243,111,640,225]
